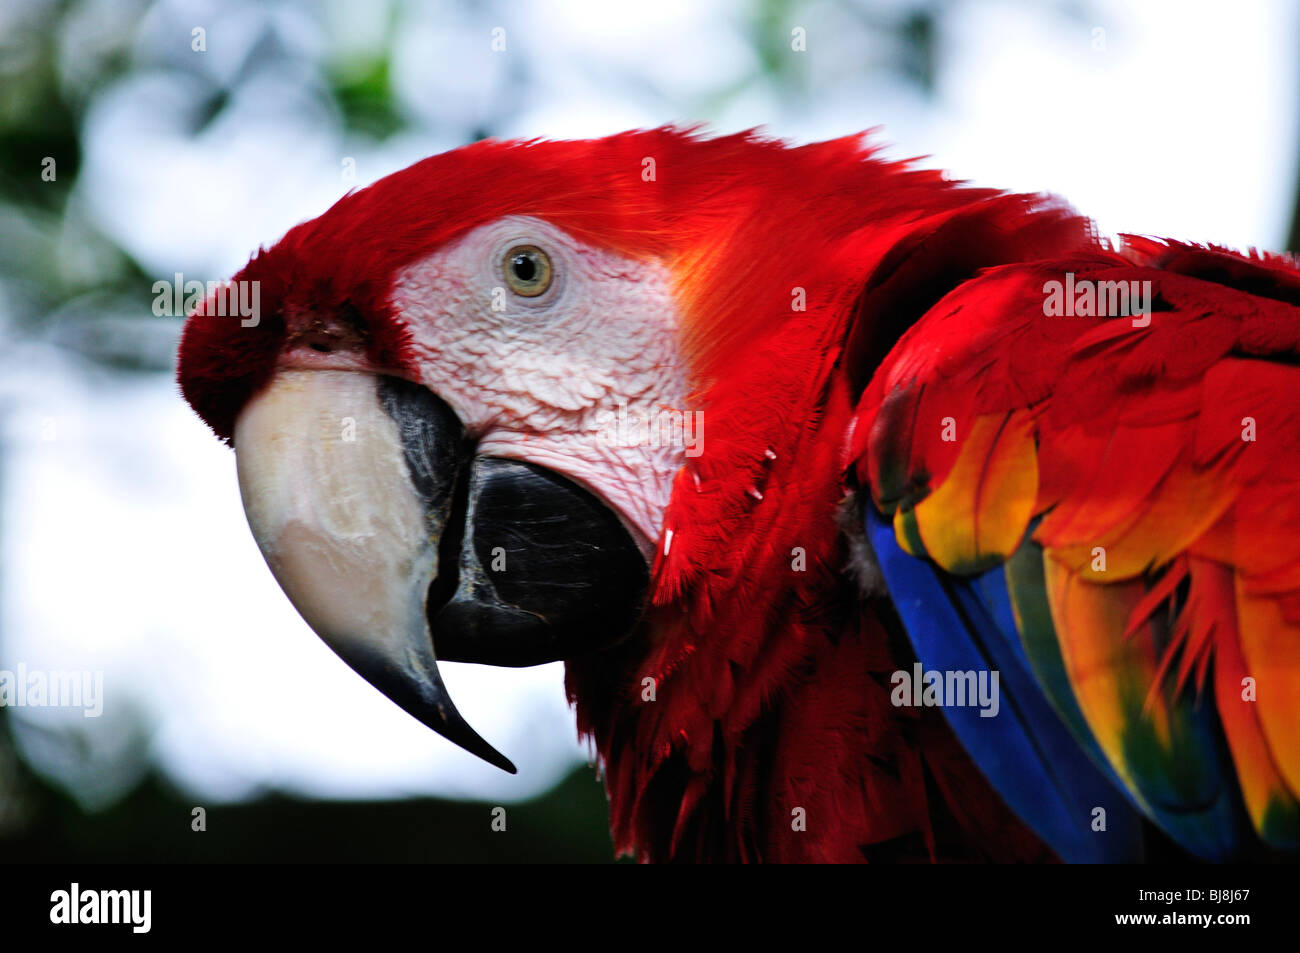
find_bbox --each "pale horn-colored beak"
[233,368,515,773]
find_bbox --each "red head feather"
[179,127,1026,440]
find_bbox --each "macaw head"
[177,127,1028,774]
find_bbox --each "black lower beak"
[431,457,649,667]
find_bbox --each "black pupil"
[512,253,537,282]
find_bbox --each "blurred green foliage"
[3,759,622,862]
[0,0,157,367]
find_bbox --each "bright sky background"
[2,0,1297,808]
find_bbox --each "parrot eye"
[502,245,553,297]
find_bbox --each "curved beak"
[233,369,516,772]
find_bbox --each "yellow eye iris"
[502,245,553,297]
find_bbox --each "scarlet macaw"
[178,128,1300,862]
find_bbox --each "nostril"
[309,340,333,353]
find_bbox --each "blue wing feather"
[866,505,1145,862]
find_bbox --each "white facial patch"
[390,216,691,556]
